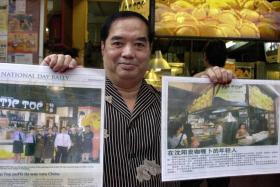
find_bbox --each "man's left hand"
[205,66,235,84]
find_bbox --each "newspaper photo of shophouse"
[167,80,279,149]
[0,83,102,164]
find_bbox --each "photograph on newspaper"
[161,76,280,181]
[0,63,105,187]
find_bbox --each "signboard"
[120,0,150,19]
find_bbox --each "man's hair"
[79,111,85,116]
[168,120,183,137]
[203,40,227,67]
[100,11,153,44]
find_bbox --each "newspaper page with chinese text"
[0,63,105,187]
[162,76,280,181]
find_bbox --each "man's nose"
[121,44,135,58]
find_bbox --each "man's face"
[85,126,90,132]
[101,17,151,83]
[61,128,66,133]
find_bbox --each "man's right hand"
[41,54,78,72]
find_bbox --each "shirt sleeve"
[180,134,188,145]
[54,134,59,148]
[67,135,72,149]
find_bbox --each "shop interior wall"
[8,0,41,64]
[29,0,40,64]
[152,38,273,79]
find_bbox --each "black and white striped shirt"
[103,78,179,187]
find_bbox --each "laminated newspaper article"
[0,63,105,187]
[161,76,280,181]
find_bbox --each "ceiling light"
[149,50,171,70]
[226,41,236,48]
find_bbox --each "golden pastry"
[260,12,280,25]
[206,0,231,9]
[243,0,256,10]
[203,18,220,26]
[223,0,241,9]
[218,10,241,27]
[207,8,220,17]
[160,11,176,21]
[238,21,260,38]
[219,24,241,37]
[185,0,206,6]
[271,1,280,11]
[192,7,208,20]
[155,2,172,10]
[240,9,260,22]
[176,25,200,36]
[175,12,199,25]
[257,22,278,39]
[155,21,176,35]
[170,0,194,11]
[256,1,274,14]
[198,24,226,37]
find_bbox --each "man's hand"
[205,66,235,84]
[41,54,78,72]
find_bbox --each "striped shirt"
[104,78,179,187]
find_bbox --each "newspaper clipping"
[161,76,280,181]
[0,63,105,187]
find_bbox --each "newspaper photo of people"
[161,77,280,181]
[0,84,102,164]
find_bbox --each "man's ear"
[101,41,105,57]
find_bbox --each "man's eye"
[112,42,123,47]
[135,42,145,48]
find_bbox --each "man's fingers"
[41,56,51,66]
[222,69,235,84]
[59,55,73,72]
[207,66,235,84]
[40,54,77,72]
[52,54,66,72]
[221,69,228,84]
[206,67,218,83]
[40,60,48,66]
[69,58,78,69]
[213,66,223,83]
[49,54,59,69]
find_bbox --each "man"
[54,127,71,163]
[202,40,231,187]
[42,11,233,187]
[181,40,231,187]
[52,125,58,136]
[195,39,229,78]
[81,125,93,163]
[43,128,56,163]
[67,127,82,163]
